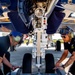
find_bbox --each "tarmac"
[8,43,71,74]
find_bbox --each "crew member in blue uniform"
[0,31,23,75]
[55,26,75,75]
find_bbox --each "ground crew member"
[0,31,23,75]
[55,26,75,75]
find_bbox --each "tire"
[22,53,32,73]
[45,53,55,73]
[56,40,61,51]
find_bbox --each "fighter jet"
[0,0,75,75]
[0,0,65,34]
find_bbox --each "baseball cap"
[10,31,23,37]
[10,31,23,42]
[59,26,73,35]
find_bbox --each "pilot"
[55,26,75,75]
[0,31,23,75]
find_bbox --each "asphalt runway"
[9,44,71,74]
[10,47,33,66]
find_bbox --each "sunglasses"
[61,35,66,38]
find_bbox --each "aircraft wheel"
[22,53,32,73]
[45,53,55,73]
